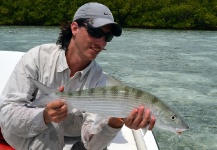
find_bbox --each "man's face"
[71,22,112,61]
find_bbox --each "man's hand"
[123,106,156,130]
[43,86,68,124]
[108,106,156,130]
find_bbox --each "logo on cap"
[104,12,110,15]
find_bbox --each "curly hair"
[56,19,87,51]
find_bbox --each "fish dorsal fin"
[28,77,55,95]
[106,75,125,86]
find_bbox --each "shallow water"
[0,26,217,150]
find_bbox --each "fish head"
[156,104,189,134]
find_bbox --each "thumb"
[58,85,64,92]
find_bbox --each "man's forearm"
[108,117,124,128]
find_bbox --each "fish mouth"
[175,127,189,135]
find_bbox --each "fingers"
[43,100,68,124]
[124,108,139,124]
[139,108,151,127]
[47,100,65,109]
[58,85,64,92]
[124,106,156,130]
[43,85,66,124]
[148,116,156,130]
[134,106,146,126]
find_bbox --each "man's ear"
[71,22,79,36]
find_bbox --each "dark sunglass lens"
[87,27,104,38]
[86,25,113,42]
[105,34,113,42]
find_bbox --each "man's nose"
[95,36,107,46]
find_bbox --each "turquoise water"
[0,26,217,150]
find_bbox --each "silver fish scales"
[28,77,189,133]
[58,86,157,118]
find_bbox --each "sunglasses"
[83,22,114,42]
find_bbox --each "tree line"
[0,0,217,30]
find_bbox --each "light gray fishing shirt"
[0,43,121,149]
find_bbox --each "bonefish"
[28,77,189,134]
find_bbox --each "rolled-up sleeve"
[81,113,121,150]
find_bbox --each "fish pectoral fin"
[27,94,54,108]
[28,77,55,95]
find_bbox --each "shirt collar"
[56,50,95,81]
[80,60,95,81]
[56,50,68,72]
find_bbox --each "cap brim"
[91,18,122,36]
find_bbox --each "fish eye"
[171,115,177,121]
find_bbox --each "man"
[0,2,155,150]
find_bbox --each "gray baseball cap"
[73,2,122,36]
